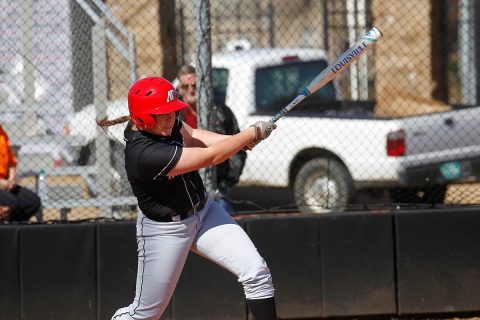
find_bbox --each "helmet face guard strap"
[128,77,188,129]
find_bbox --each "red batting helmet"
[128,77,187,129]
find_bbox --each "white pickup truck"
[66,48,480,213]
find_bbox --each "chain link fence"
[1,0,479,222]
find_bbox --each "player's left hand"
[250,121,276,141]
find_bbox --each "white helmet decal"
[166,89,174,103]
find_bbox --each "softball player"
[97,77,278,320]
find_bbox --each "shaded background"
[1,0,480,221]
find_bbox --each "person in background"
[177,65,247,214]
[0,124,41,222]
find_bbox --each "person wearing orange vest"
[0,124,41,222]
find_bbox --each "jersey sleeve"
[138,143,183,180]
[137,119,184,180]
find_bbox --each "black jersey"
[124,118,206,221]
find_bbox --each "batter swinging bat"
[269,27,383,123]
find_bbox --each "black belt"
[178,197,208,220]
[151,197,207,223]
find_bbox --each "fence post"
[92,18,112,217]
[459,0,477,105]
[472,0,480,105]
[194,0,217,196]
[159,0,178,80]
[21,0,37,136]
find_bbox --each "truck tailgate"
[399,107,480,184]
[402,107,480,159]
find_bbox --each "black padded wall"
[2,207,480,320]
[19,224,96,320]
[0,225,20,320]
[245,215,324,319]
[96,221,139,320]
[395,208,480,316]
[320,212,396,317]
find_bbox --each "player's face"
[148,112,177,136]
[178,73,197,108]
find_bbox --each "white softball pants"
[112,197,275,320]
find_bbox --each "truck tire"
[294,158,355,213]
[390,185,447,205]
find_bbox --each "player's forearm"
[208,127,255,165]
[190,128,230,147]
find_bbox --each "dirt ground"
[26,183,480,222]
[445,183,480,205]
[20,170,480,222]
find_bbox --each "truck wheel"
[294,158,355,213]
[390,185,447,205]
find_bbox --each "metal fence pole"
[128,32,137,84]
[92,18,112,217]
[357,0,369,100]
[459,0,477,105]
[21,0,37,136]
[194,0,217,196]
[346,0,359,100]
[323,0,329,52]
[476,0,480,106]
[268,1,275,47]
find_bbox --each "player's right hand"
[250,121,277,141]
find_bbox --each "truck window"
[212,68,228,105]
[254,60,337,115]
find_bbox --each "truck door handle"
[412,131,426,137]
[444,118,454,126]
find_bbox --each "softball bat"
[269,27,383,123]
